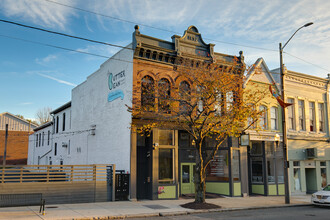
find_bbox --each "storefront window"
[293,161,301,191]
[159,130,174,145]
[266,142,274,156]
[251,158,263,183]
[159,148,173,182]
[178,131,192,148]
[206,150,229,181]
[321,161,327,188]
[276,158,284,183]
[251,141,263,156]
[267,159,275,183]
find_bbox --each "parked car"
[311,185,330,206]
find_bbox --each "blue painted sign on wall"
[108,70,125,102]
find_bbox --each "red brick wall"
[0,130,30,165]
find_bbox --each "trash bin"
[115,170,129,201]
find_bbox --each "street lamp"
[279,22,313,204]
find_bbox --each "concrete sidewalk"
[0,195,311,220]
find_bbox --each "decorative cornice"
[285,74,327,88]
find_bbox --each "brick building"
[0,112,37,165]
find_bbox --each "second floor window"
[56,116,59,133]
[226,91,233,111]
[319,103,324,132]
[158,78,171,113]
[47,130,50,145]
[259,105,267,130]
[309,102,315,132]
[42,132,44,146]
[214,91,222,116]
[54,143,57,156]
[63,113,66,131]
[287,98,295,130]
[179,81,191,115]
[270,107,278,130]
[247,103,256,129]
[141,75,155,111]
[298,100,305,131]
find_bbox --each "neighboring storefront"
[248,138,284,196]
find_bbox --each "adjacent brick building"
[0,112,37,165]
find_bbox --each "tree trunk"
[194,148,206,203]
[194,167,206,203]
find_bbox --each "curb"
[71,203,311,220]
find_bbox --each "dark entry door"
[137,135,153,200]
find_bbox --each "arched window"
[141,76,155,111]
[146,50,151,59]
[270,106,278,130]
[179,81,191,114]
[152,51,157,60]
[259,105,267,129]
[139,48,144,57]
[158,53,163,61]
[158,78,171,113]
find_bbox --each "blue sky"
[1,0,330,120]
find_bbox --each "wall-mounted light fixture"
[240,133,250,146]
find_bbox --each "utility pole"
[279,22,313,204]
[2,124,8,167]
[279,43,290,204]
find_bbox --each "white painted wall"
[52,107,72,165]
[70,45,133,171]
[28,106,72,166]
[27,123,53,165]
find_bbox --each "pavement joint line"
[26,206,44,220]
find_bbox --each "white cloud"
[19,102,33,106]
[35,54,58,65]
[88,0,203,30]
[37,72,77,87]
[75,43,126,61]
[0,0,77,30]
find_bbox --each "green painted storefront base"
[158,185,177,199]
[278,184,285,195]
[206,182,230,196]
[252,184,264,195]
[233,182,241,196]
[252,184,285,195]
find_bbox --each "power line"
[0,33,110,59]
[0,33,183,72]
[0,19,132,50]
[284,51,330,73]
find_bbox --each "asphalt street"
[129,206,330,220]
